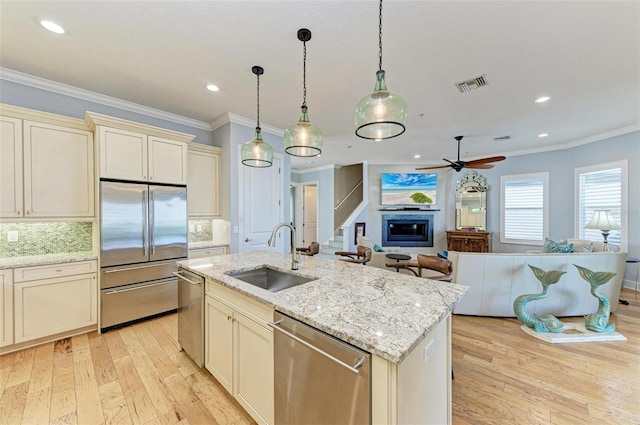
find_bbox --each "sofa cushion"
[542,238,574,253]
[572,240,594,253]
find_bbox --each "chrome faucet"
[268,222,300,270]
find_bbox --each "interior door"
[303,184,318,244]
[241,155,284,252]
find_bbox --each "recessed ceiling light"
[414,154,421,159]
[538,133,549,138]
[534,96,550,103]
[40,20,65,34]
[206,84,219,92]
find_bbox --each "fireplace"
[382,214,434,247]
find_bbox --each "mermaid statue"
[513,265,566,333]
[574,264,618,332]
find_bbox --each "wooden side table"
[385,253,411,272]
[621,256,640,304]
[446,231,492,253]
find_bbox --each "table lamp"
[584,210,621,251]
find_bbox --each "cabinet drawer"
[208,281,273,325]
[14,260,97,282]
[188,246,227,259]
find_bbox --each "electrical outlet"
[189,224,195,232]
[196,224,203,232]
[423,339,434,364]
[7,230,18,242]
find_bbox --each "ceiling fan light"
[284,106,323,157]
[241,127,274,168]
[355,70,407,140]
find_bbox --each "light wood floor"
[0,289,638,425]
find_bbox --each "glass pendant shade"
[355,70,407,140]
[284,106,323,157]
[241,127,273,168]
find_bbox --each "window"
[500,173,549,245]
[575,160,627,249]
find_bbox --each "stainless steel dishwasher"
[270,311,371,424]
[176,268,204,367]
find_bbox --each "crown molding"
[85,111,195,143]
[0,67,212,131]
[0,103,89,130]
[210,112,284,137]
[291,163,336,174]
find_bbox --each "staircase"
[317,231,344,260]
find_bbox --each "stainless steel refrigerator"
[99,181,187,331]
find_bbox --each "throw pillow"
[572,241,594,253]
[542,238,574,253]
[437,250,449,259]
[373,244,385,252]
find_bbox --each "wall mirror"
[456,170,488,230]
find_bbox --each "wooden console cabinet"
[447,231,492,253]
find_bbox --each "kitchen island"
[178,251,468,425]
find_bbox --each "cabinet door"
[14,273,97,343]
[99,126,148,181]
[0,117,23,218]
[234,313,274,425]
[148,136,187,184]
[187,148,220,217]
[205,295,234,392]
[0,270,13,347]
[23,121,94,217]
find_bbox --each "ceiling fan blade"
[415,164,451,170]
[466,164,494,169]
[465,156,506,166]
[443,158,455,165]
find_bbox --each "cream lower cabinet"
[13,260,97,344]
[0,270,13,347]
[205,283,274,425]
[188,246,228,259]
[372,314,452,425]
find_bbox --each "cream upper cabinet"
[87,112,194,185]
[1,106,94,219]
[187,144,221,217]
[148,136,188,184]
[23,121,94,218]
[0,269,13,348]
[98,126,148,182]
[0,116,23,218]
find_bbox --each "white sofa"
[449,250,627,317]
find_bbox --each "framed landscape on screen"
[381,173,437,206]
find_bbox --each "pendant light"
[355,0,407,140]
[241,66,274,167]
[284,28,323,157]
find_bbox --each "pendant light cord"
[302,39,307,107]
[256,72,260,128]
[378,0,383,72]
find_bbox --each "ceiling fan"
[416,136,506,172]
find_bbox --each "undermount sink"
[225,266,317,292]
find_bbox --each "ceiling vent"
[456,75,488,93]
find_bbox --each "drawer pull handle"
[56,269,63,272]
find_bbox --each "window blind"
[577,168,622,244]
[503,177,545,242]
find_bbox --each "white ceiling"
[1,1,638,171]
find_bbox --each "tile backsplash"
[0,222,94,257]
[188,219,231,245]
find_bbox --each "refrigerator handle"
[142,190,149,257]
[150,190,156,256]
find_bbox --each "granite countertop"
[0,252,98,269]
[178,251,468,364]
[189,241,229,250]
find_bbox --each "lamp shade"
[284,106,323,157]
[355,70,407,140]
[241,127,274,168]
[584,210,621,231]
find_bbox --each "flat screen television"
[381,173,437,206]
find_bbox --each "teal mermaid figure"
[513,265,566,333]
[574,264,617,332]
